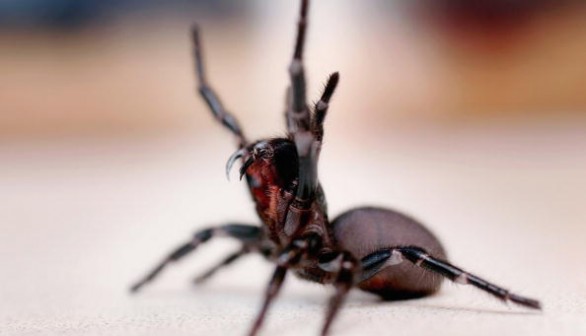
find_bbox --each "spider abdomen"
[332,207,446,300]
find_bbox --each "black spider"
[130,1,541,335]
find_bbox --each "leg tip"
[192,276,206,286]
[129,282,143,294]
[191,24,201,45]
[510,294,542,310]
[191,23,200,34]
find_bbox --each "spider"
[130,1,541,335]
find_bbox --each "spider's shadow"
[388,300,541,316]
[138,283,539,336]
[344,291,541,316]
[183,282,539,317]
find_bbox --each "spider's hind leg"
[360,247,541,309]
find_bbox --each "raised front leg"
[192,26,247,148]
[130,224,261,293]
[312,72,340,144]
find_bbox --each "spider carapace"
[130,1,541,335]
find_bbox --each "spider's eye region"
[252,142,273,159]
[252,141,271,156]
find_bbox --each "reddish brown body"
[243,139,446,298]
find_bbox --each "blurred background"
[1,1,585,335]
[2,0,586,138]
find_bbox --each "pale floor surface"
[1,121,585,336]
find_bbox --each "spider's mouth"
[225,147,258,181]
[238,156,255,180]
[226,140,276,181]
[226,148,248,180]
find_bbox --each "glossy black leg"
[321,253,356,336]
[359,246,541,309]
[130,224,260,293]
[192,26,247,147]
[192,247,250,284]
[248,241,307,336]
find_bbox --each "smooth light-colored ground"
[1,2,586,334]
[1,120,585,336]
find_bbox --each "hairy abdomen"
[332,207,446,300]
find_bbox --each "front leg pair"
[130,223,261,293]
[249,242,358,336]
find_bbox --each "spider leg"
[320,252,357,336]
[284,2,340,210]
[284,0,320,205]
[313,72,340,143]
[284,86,292,130]
[248,265,288,336]
[359,247,541,309]
[130,224,260,293]
[286,0,310,135]
[192,247,250,285]
[192,26,247,148]
[248,240,308,336]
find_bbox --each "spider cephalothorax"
[131,1,541,335]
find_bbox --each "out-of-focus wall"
[1,0,585,140]
[411,0,586,119]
